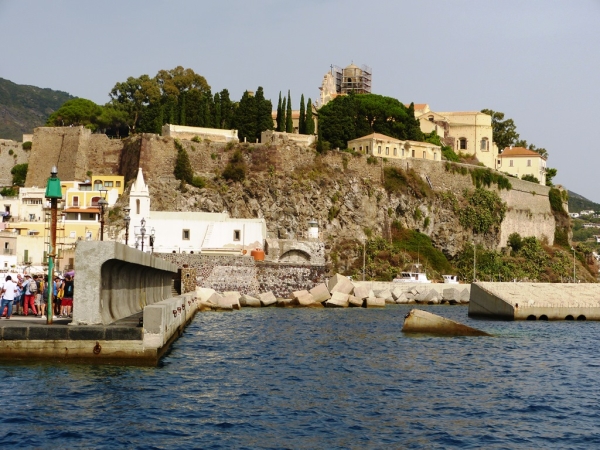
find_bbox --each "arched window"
[136,199,140,215]
[393,148,397,156]
[428,115,434,122]
[386,147,389,155]
[73,196,79,207]
[423,151,426,159]
[91,196,100,206]
[459,138,467,150]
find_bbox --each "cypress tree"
[281,97,287,132]
[286,90,293,133]
[174,140,193,183]
[220,89,233,129]
[254,86,274,141]
[276,92,283,132]
[305,98,315,135]
[213,92,221,128]
[233,90,257,143]
[180,92,186,126]
[299,94,306,134]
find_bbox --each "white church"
[127,168,267,254]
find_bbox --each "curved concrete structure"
[73,241,178,326]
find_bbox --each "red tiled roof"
[499,147,546,158]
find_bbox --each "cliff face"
[140,139,556,264]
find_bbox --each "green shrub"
[10,163,28,187]
[366,155,378,165]
[459,188,507,234]
[521,174,539,184]
[22,141,32,150]
[0,187,17,197]
[191,176,206,189]
[191,135,202,143]
[507,232,523,253]
[423,217,430,228]
[470,167,512,191]
[8,149,14,156]
[222,149,247,182]
[549,188,566,216]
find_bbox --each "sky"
[1,0,599,201]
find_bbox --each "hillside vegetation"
[0,78,73,141]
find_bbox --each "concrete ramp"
[470,282,600,321]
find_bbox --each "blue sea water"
[1,305,600,449]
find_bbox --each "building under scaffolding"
[330,63,372,95]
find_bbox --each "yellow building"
[497,147,547,185]
[347,133,441,161]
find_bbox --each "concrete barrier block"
[223,291,241,302]
[259,291,277,307]
[460,289,470,303]
[353,285,370,299]
[326,292,349,308]
[197,288,217,303]
[291,290,309,300]
[366,298,386,308]
[241,294,261,307]
[395,292,408,304]
[443,288,460,301]
[206,292,222,305]
[376,289,393,300]
[309,284,331,303]
[391,287,404,300]
[328,274,354,295]
[297,293,316,306]
[277,298,299,307]
[220,294,241,310]
[348,295,363,307]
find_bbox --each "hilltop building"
[497,146,547,185]
[319,63,372,106]
[347,133,441,161]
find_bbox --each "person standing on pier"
[61,275,73,318]
[22,274,38,316]
[0,275,18,319]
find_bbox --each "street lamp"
[123,207,131,246]
[140,218,146,252]
[98,188,108,241]
[150,227,155,253]
[44,165,62,325]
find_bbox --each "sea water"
[1,305,599,449]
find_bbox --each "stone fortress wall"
[0,139,29,186]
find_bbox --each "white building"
[128,168,266,254]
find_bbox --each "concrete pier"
[470,282,600,320]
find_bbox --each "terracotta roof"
[499,147,546,159]
[350,133,402,142]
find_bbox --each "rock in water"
[402,309,490,336]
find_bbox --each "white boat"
[442,275,459,284]
[393,264,431,283]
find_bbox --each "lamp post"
[362,238,366,281]
[140,218,146,252]
[473,240,477,283]
[150,227,155,253]
[98,188,108,241]
[123,207,131,246]
[45,166,62,325]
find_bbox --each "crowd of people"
[0,273,74,319]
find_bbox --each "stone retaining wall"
[155,253,327,298]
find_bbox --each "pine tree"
[286,90,293,133]
[281,97,287,132]
[299,94,306,134]
[305,98,315,135]
[276,92,283,132]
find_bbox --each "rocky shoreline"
[196,273,471,311]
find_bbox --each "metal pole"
[473,241,476,282]
[47,197,57,325]
[573,248,576,282]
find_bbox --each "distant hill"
[0,77,74,141]
[568,190,600,213]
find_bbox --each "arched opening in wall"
[91,196,100,207]
[279,249,311,263]
[577,315,587,321]
[136,199,140,215]
[526,315,537,320]
[565,315,574,320]
[539,315,549,321]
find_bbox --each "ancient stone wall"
[87,134,123,176]
[0,139,29,186]
[155,252,327,297]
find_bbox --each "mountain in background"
[0,77,74,141]
[568,191,600,213]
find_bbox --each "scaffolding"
[331,63,372,95]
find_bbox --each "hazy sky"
[1,0,599,201]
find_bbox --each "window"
[116,181,121,187]
[91,196,100,206]
[411,149,415,158]
[423,151,426,159]
[94,180,103,190]
[104,181,114,187]
[73,196,79,207]
[402,149,405,157]
[182,229,190,240]
[378,146,381,154]
[527,159,531,167]
[4,242,8,249]
[29,214,35,221]
[480,138,489,151]
[459,138,467,150]
[69,231,76,238]
[393,148,397,156]
[233,230,241,241]
[365,146,369,152]
[386,147,389,155]
[352,147,356,152]
[434,153,438,160]
[428,115,434,122]
[136,199,140,215]
[497,159,501,166]
[509,160,514,167]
